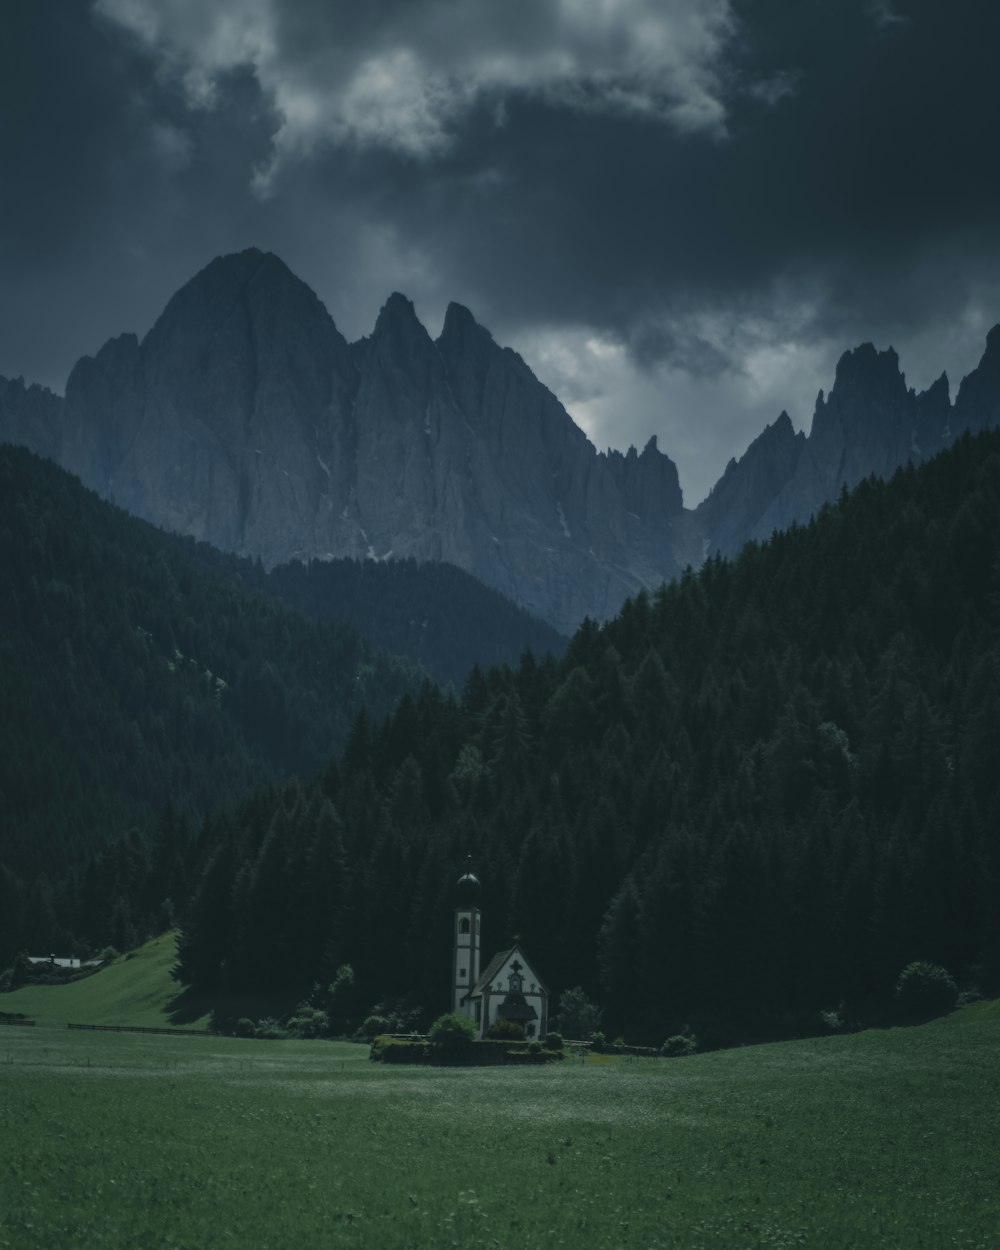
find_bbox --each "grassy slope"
[0,934,212,1029]
[1,932,301,1031]
[1,1004,998,1250]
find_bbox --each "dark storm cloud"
[0,1,286,389]
[2,0,1000,500]
[412,0,1000,352]
[130,0,996,376]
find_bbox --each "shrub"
[661,1031,699,1058]
[820,1007,846,1033]
[487,1016,525,1041]
[554,987,602,1039]
[286,1005,330,1039]
[894,961,959,1020]
[370,1036,428,1064]
[589,1030,606,1053]
[354,1014,393,1041]
[528,1040,542,1055]
[235,1017,257,1038]
[255,1016,287,1040]
[428,1011,476,1056]
[543,1030,564,1051]
[353,998,424,1039]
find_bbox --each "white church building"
[451,867,549,1039]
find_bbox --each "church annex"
[451,868,549,1039]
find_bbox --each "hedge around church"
[369,1036,565,1065]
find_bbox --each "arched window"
[459,917,471,934]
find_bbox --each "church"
[451,867,550,1039]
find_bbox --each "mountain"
[0,251,687,635]
[954,324,1000,434]
[694,411,805,557]
[703,330,1000,555]
[3,248,1000,624]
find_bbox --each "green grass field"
[0,935,211,1030]
[2,1000,999,1250]
[0,933,299,1032]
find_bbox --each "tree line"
[4,431,1000,1045]
[173,430,1000,1043]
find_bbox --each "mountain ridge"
[3,247,1000,626]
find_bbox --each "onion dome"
[455,867,481,905]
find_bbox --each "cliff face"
[954,324,1000,436]
[3,247,1000,630]
[0,250,687,634]
[63,250,362,564]
[700,330,999,554]
[0,375,63,462]
[695,412,805,558]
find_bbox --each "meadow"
[2,1001,998,1250]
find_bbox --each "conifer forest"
[2,431,999,1044]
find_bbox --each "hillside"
[172,429,1000,1042]
[1,930,318,1034]
[0,934,209,1030]
[249,556,567,689]
[0,445,422,944]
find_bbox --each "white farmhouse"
[451,868,549,1039]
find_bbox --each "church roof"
[455,870,481,905]
[471,950,510,995]
[469,944,549,998]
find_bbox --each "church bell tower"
[452,863,482,1018]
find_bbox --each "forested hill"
[252,557,567,689]
[176,430,1000,1044]
[0,445,422,887]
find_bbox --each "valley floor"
[1,1003,998,1249]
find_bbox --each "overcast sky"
[2,0,999,504]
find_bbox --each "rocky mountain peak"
[695,409,805,554]
[920,371,950,404]
[437,301,495,379]
[826,342,906,407]
[968,322,1000,378]
[141,247,350,379]
[954,323,1000,434]
[0,374,63,461]
[4,248,1000,636]
[375,291,420,327]
[772,409,795,436]
[909,371,952,457]
[367,292,436,369]
[440,300,480,338]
